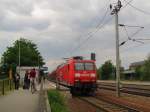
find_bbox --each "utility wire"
[130,28,144,38]
[124,0,150,16]
[76,6,110,46]
[119,24,144,28]
[67,5,111,56]
[69,0,134,56]
[122,0,134,9]
[66,0,112,56]
[136,39,150,40]
[124,26,130,40]
[70,16,113,55]
[126,26,144,43]
[119,25,144,46]
[121,42,150,53]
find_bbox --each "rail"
[0,78,14,95]
[96,92,150,112]
[98,82,150,97]
[78,96,138,112]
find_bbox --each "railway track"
[47,79,150,111]
[78,96,138,112]
[96,92,150,112]
[98,82,150,97]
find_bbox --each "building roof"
[130,61,145,67]
[123,69,135,74]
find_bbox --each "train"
[49,55,97,95]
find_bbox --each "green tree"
[98,60,115,80]
[135,66,143,80]
[0,38,45,76]
[135,58,150,81]
[141,59,150,81]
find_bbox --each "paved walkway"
[0,80,53,112]
[0,86,40,112]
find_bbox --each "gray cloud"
[0,16,50,31]
[0,0,50,31]
[0,0,150,71]
[0,0,34,15]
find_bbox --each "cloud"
[0,0,150,72]
[0,0,51,31]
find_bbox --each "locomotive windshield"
[85,63,94,70]
[75,63,84,70]
[75,62,95,70]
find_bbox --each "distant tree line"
[135,56,150,81]
[97,57,150,81]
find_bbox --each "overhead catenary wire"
[124,26,130,40]
[129,28,144,38]
[119,0,146,45]
[122,0,134,9]
[24,0,113,67]
[123,0,150,16]
[76,0,112,42]
[119,24,145,46]
[66,0,112,56]
[120,0,150,43]
[136,39,150,40]
[119,24,144,28]
[70,0,136,54]
[120,42,150,53]
[66,4,112,56]
[70,16,113,55]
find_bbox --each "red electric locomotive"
[49,55,97,95]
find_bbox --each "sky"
[0,0,150,71]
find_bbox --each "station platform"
[0,89,39,112]
[0,80,52,112]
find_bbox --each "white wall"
[16,66,40,85]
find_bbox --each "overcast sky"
[0,0,150,71]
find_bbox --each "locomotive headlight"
[90,73,96,77]
[75,73,80,77]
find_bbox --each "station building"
[123,61,145,79]
[16,66,39,84]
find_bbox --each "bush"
[47,89,68,112]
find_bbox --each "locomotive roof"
[69,58,95,62]
[55,59,95,70]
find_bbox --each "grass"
[47,89,68,112]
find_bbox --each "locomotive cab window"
[85,63,94,70]
[75,63,84,70]
[75,62,95,70]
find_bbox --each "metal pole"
[110,0,122,97]
[19,38,21,75]
[10,79,12,90]
[2,80,5,95]
[38,56,40,70]
[38,56,40,84]
[115,10,120,97]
